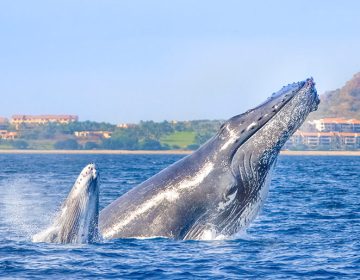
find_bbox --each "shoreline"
[0,149,359,156]
[0,149,192,155]
[280,150,360,156]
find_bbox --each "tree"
[66,121,116,134]
[12,140,29,149]
[84,141,99,150]
[54,139,79,150]
[102,136,140,150]
[141,139,163,150]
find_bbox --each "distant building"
[338,132,360,149]
[285,131,360,150]
[309,118,360,132]
[117,123,136,129]
[0,130,18,140]
[74,131,112,139]
[11,115,78,127]
[301,132,335,148]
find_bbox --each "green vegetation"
[0,119,221,150]
[160,131,196,149]
[100,120,221,150]
[0,140,14,150]
[12,140,29,149]
[54,139,80,150]
[18,121,116,140]
[84,141,99,150]
[28,140,56,150]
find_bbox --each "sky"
[0,0,359,123]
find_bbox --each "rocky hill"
[309,72,360,120]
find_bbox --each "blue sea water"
[0,154,359,279]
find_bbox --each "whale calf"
[99,78,319,240]
[33,164,99,244]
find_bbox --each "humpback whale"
[33,164,99,244]
[34,78,319,243]
[99,78,319,240]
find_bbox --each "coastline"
[0,149,359,156]
[280,150,360,156]
[0,149,192,155]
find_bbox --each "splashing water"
[0,177,64,241]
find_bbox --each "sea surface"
[0,154,359,279]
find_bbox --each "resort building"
[11,115,78,127]
[309,118,360,132]
[338,132,360,149]
[74,131,112,139]
[285,131,360,150]
[0,130,18,140]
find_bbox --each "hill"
[309,72,360,120]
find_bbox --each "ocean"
[0,154,359,279]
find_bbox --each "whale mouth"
[269,78,319,115]
[220,77,319,167]
[251,78,319,140]
[225,78,318,149]
[254,78,318,130]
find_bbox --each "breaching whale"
[99,78,319,240]
[34,78,319,243]
[32,164,99,244]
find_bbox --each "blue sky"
[0,0,359,123]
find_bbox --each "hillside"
[309,72,360,120]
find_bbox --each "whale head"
[216,78,319,156]
[32,163,100,244]
[185,78,319,239]
[215,78,319,236]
